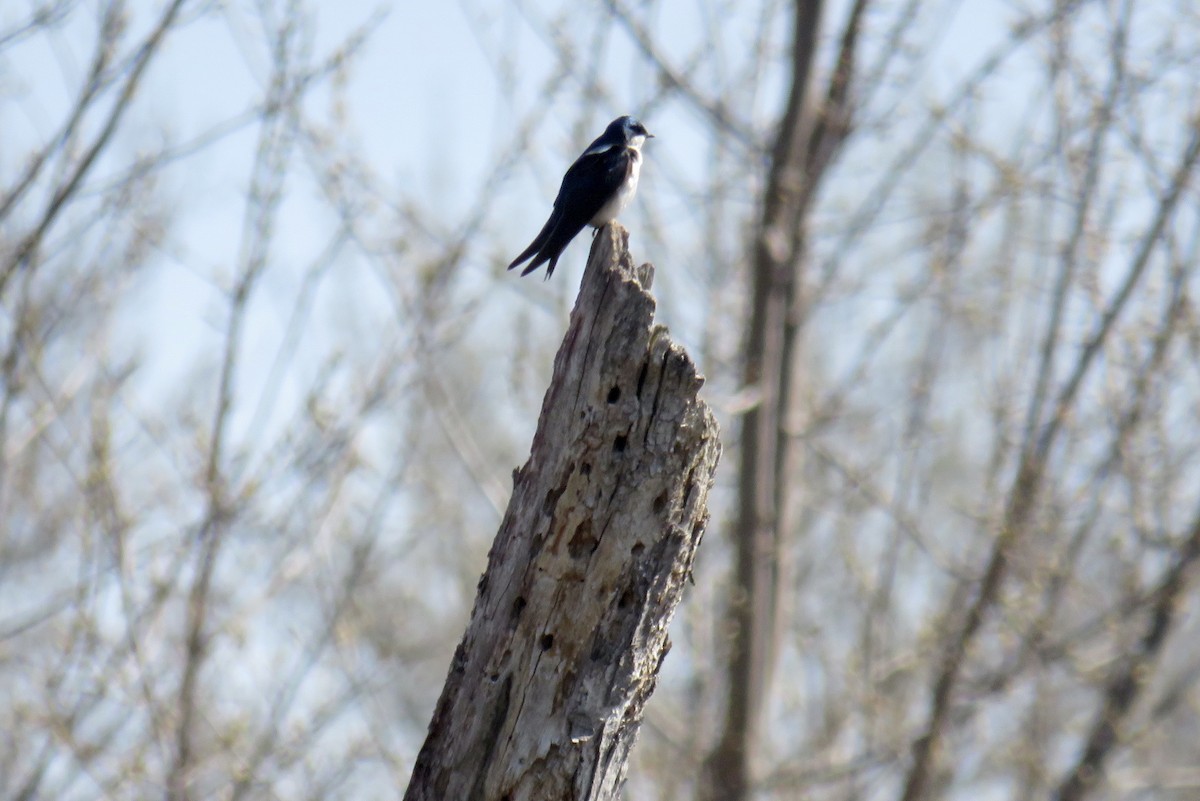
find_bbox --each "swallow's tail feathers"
[522,251,555,278]
[523,216,586,278]
[508,208,562,272]
[507,239,542,272]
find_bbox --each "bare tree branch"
[900,108,1200,801]
[1,0,190,294]
[1053,505,1200,801]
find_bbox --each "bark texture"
[404,223,721,801]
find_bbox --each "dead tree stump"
[404,223,721,801]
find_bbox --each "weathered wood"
[404,223,721,801]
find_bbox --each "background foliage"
[2,1,1199,799]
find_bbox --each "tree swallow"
[509,115,653,279]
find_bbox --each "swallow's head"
[610,115,653,148]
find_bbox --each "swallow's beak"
[646,131,656,138]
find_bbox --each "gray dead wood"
[403,223,721,801]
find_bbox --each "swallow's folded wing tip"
[520,256,545,277]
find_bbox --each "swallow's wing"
[508,206,564,271]
[520,148,633,278]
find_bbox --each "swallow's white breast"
[590,148,642,227]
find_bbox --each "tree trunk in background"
[704,1,864,797]
[403,224,722,801]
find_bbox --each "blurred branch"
[805,440,969,581]
[1052,504,1200,801]
[167,4,302,796]
[900,109,1200,801]
[424,372,511,520]
[603,0,758,151]
[228,542,374,801]
[1,0,190,295]
[703,0,875,796]
[0,1,118,223]
[1022,0,1132,457]
[812,0,1096,299]
[0,1,76,51]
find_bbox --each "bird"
[508,115,653,279]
